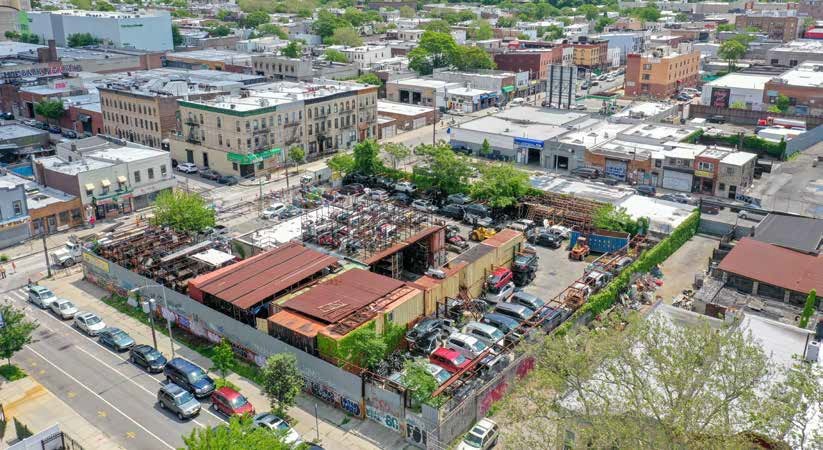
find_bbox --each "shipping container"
[569,229,630,254]
[481,228,525,268]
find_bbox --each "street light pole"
[41,229,52,278]
[145,298,158,350]
[132,284,175,358]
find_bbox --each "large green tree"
[329,27,363,47]
[719,39,746,73]
[408,31,459,75]
[67,32,100,47]
[468,19,493,40]
[313,9,348,40]
[357,72,382,86]
[338,325,386,369]
[211,339,235,382]
[423,19,452,34]
[242,10,270,28]
[182,415,296,449]
[327,153,355,179]
[352,139,383,175]
[324,49,348,63]
[471,163,530,208]
[260,353,303,416]
[382,143,410,170]
[151,190,216,233]
[281,41,302,58]
[171,24,184,47]
[257,23,288,39]
[0,304,38,367]
[34,100,65,124]
[403,360,438,408]
[454,45,495,71]
[799,289,817,328]
[413,143,473,195]
[497,312,818,449]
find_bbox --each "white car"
[425,363,452,385]
[50,298,78,320]
[176,162,198,174]
[28,285,58,309]
[74,312,106,336]
[462,321,505,348]
[457,418,500,450]
[369,189,389,201]
[253,413,301,445]
[548,225,571,239]
[411,199,437,212]
[508,219,534,232]
[483,281,515,305]
[262,202,286,219]
[393,181,417,194]
[445,332,489,360]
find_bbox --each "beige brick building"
[100,88,181,149]
[170,80,378,178]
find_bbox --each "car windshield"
[433,369,450,384]
[489,329,504,341]
[188,370,206,383]
[274,420,289,431]
[463,430,484,448]
[528,298,545,309]
[61,302,74,310]
[487,283,504,294]
[86,316,101,325]
[176,391,195,404]
[230,395,248,408]
[471,340,488,352]
[112,331,128,340]
[514,255,529,265]
[145,349,162,361]
[451,353,468,366]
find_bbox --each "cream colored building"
[100,88,182,149]
[170,80,378,178]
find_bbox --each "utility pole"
[41,228,51,278]
[258,178,263,217]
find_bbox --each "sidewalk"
[42,273,412,450]
[0,376,124,449]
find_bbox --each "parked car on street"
[571,167,600,179]
[130,344,167,372]
[218,175,239,185]
[157,383,201,421]
[48,124,61,134]
[635,185,656,196]
[61,129,77,139]
[457,418,499,450]
[211,387,255,417]
[254,413,302,444]
[176,162,198,174]
[74,312,106,336]
[49,298,77,319]
[98,327,135,352]
[28,285,57,308]
[707,115,726,124]
[164,357,215,398]
[199,168,221,180]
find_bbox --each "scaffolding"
[300,193,442,279]
[518,191,604,231]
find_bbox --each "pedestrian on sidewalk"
[10,260,15,274]
[0,265,6,279]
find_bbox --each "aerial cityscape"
[0,0,821,449]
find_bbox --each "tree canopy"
[719,39,747,72]
[182,415,296,450]
[403,360,438,408]
[0,304,38,367]
[260,353,302,416]
[324,49,348,63]
[34,100,65,123]
[257,23,288,39]
[357,72,382,86]
[468,19,493,40]
[242,10,271,28]
[496,312,823,450]
[413,143,473,196]
[151,190,216,233]
[281,41,302,58]
[471,163,530,208]
[67,32,101,47]
[408,31,495,74]
[329,27,363,47]
[382,143,410,170]
[352,139,383,175]
[453,45,496,71]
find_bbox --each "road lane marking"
[17,288,223,426]
[68,391,77,398]
[25,345,176,450]
[98,410,108,418]
[126,432,136,439]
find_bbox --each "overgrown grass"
[0,364,26,381]
[101,294,265,385]
[215,378,241,392]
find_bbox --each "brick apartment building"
[763,61,823,115]
[570,38,609,70]
[799,0,823,20]
[735,15,799,42]
[624,48,700,98]
[493,49,562,86]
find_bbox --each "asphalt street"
[4,285,227,449]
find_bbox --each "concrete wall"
[82,251,366,417]
[786,124,823,157]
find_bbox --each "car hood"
[232,402,255,415]
[88,322,106,330]
[180,398,201,412]
[148,355,167,367]
[115,336,135,346]
[191,377,215,391]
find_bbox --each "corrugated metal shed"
[267,310,326,338]
[188,242,338,310]
[282,269,405,324]
[717,238,823,294]
[480,228,525,268]
[451,244,497,298]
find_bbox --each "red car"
[429,347,471,374]
[211,387,254,417]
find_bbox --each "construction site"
[94,225,235,294]
[299,195,446,280]
[518,191,604,232]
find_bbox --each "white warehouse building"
[28,10,173,51]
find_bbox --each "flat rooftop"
[25,185,76,210]
[752,213,823,255]
[459,116,567,140]
[37,156,112,175]
[386,78,457,89]
[31,9,167,18]
[0,125,47,141]
[558,122,632,147]
[530,174,635,204]
[619,123,695,143]
[617,194,695,234]
[84,145,168,163]
[773,61,823,88]
[166,49,254,64]
[377,100,432,116]
[703,72,773,91]
[494,106,586,126]
[182,80,371,112]
[769,39,823,53]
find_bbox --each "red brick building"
[493,49,562,85]
[624,49,700,99]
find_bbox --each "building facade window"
[160,165,167,176]
[12,200,22,216]
[148,168,155,179]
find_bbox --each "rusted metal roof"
[188,242,338,310]
[717,237,823,294]
[267,310,326,338]
[362,226,442,265]
[480,228,523,248]
[282,268,404,324]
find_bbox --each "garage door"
[605,159,628,180]
[413,117,427,129]
[662,170,693,192]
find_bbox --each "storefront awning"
[117,175,127,184]
[84,183,95,192]
[502,85,515,93]
[101,179,111,187]
[227,148,282,165]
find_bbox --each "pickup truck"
[50,237,83,267]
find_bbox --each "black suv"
[439,204,465,220]
[164,357,215,398]
[130,344,167,373]
[463,203,490,217]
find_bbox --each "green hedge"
[556,210,701,335]
[718,134,786,159]
[681,129,704,144]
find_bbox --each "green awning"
[227,148,282,164]
[501,85,515,93]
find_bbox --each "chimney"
[48,40,58,62]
